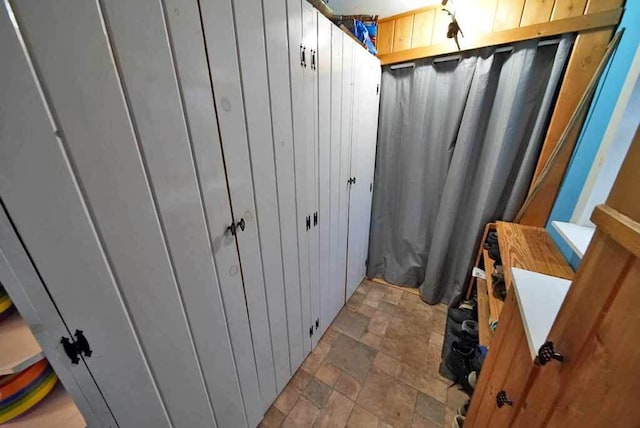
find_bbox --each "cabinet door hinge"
[61,330,92,365]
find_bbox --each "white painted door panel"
[360,57,382,282]
[232,0,291,397]
[304,3,321,348]
[287,0,312,355]
[317,13,333,337]
[328,25,346,332]
[198,0,277,419]
[0,3,171,426]
[101,2,259,427]
[346,47,381,298]
[263,0,306,374]
[340,36,356,299]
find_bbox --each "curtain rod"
[390,62,415,70]
[391,37,564,68]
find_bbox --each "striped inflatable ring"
[0,371,58,423]
[0,293,13,315]
[0,360,49,401]
[0,365,52,408]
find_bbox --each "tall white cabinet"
[0,0,381,427]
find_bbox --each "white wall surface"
[325,0,439,17]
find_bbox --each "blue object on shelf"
[354,19,377,55]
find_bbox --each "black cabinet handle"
[300,45,306,67]
[496,391,513,408]
[352,176,356,184]
[227,218,246,236]
[536,341,564,366]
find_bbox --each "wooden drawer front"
[466,291,535,427]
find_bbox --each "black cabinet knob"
[496,391,513,408]
[536,341,564,366]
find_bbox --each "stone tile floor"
[259,279,468,428]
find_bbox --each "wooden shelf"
[496,222,574,291]
[482,249,503,323]
[0,312,45,375]
[4,384,86,428]
[551,221,595,259]
[475,277,493,346]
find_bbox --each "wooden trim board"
[591,204,640,258]
[379,8,621,65]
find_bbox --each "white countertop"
[551,221,595,259]
[511,268,572,360]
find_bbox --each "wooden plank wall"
[376,0,618,64]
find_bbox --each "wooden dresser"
[466,126,640,426]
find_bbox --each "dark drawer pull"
[537,341,564,366]
[496,390,513,408]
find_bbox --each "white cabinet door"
[303,2,321,348]
[359,55,382,284]
[287,0,313,355]
[342,39,360,299]
[317,13,333,337]
[346,46,381,299]
[1,2,190,426]
[329,25,348,329]
[228,0,292,397]
[263,0,306,373]
[99,3,258,426]
[198,0,279,418]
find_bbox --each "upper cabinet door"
[263,0,306,371]
[227,0,293,397]
[199,0,283,416]
[0,3,174,427]
[100,1,263,426]
[304,3,322,348]
[287,0,313,355]
[329,24,348,327]
[317,13,334,337]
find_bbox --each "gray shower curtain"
[367,36,573,305]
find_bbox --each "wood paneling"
[431,10,451,44]
[393,15,414,51]
[376,20,395,54]
[459,0,499,37]
[411,9,435,48]
[376,0,621,66]
[551,0,588,20]
[520,0,555,26]
[493,0,526,31]
[379,9,621,65]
